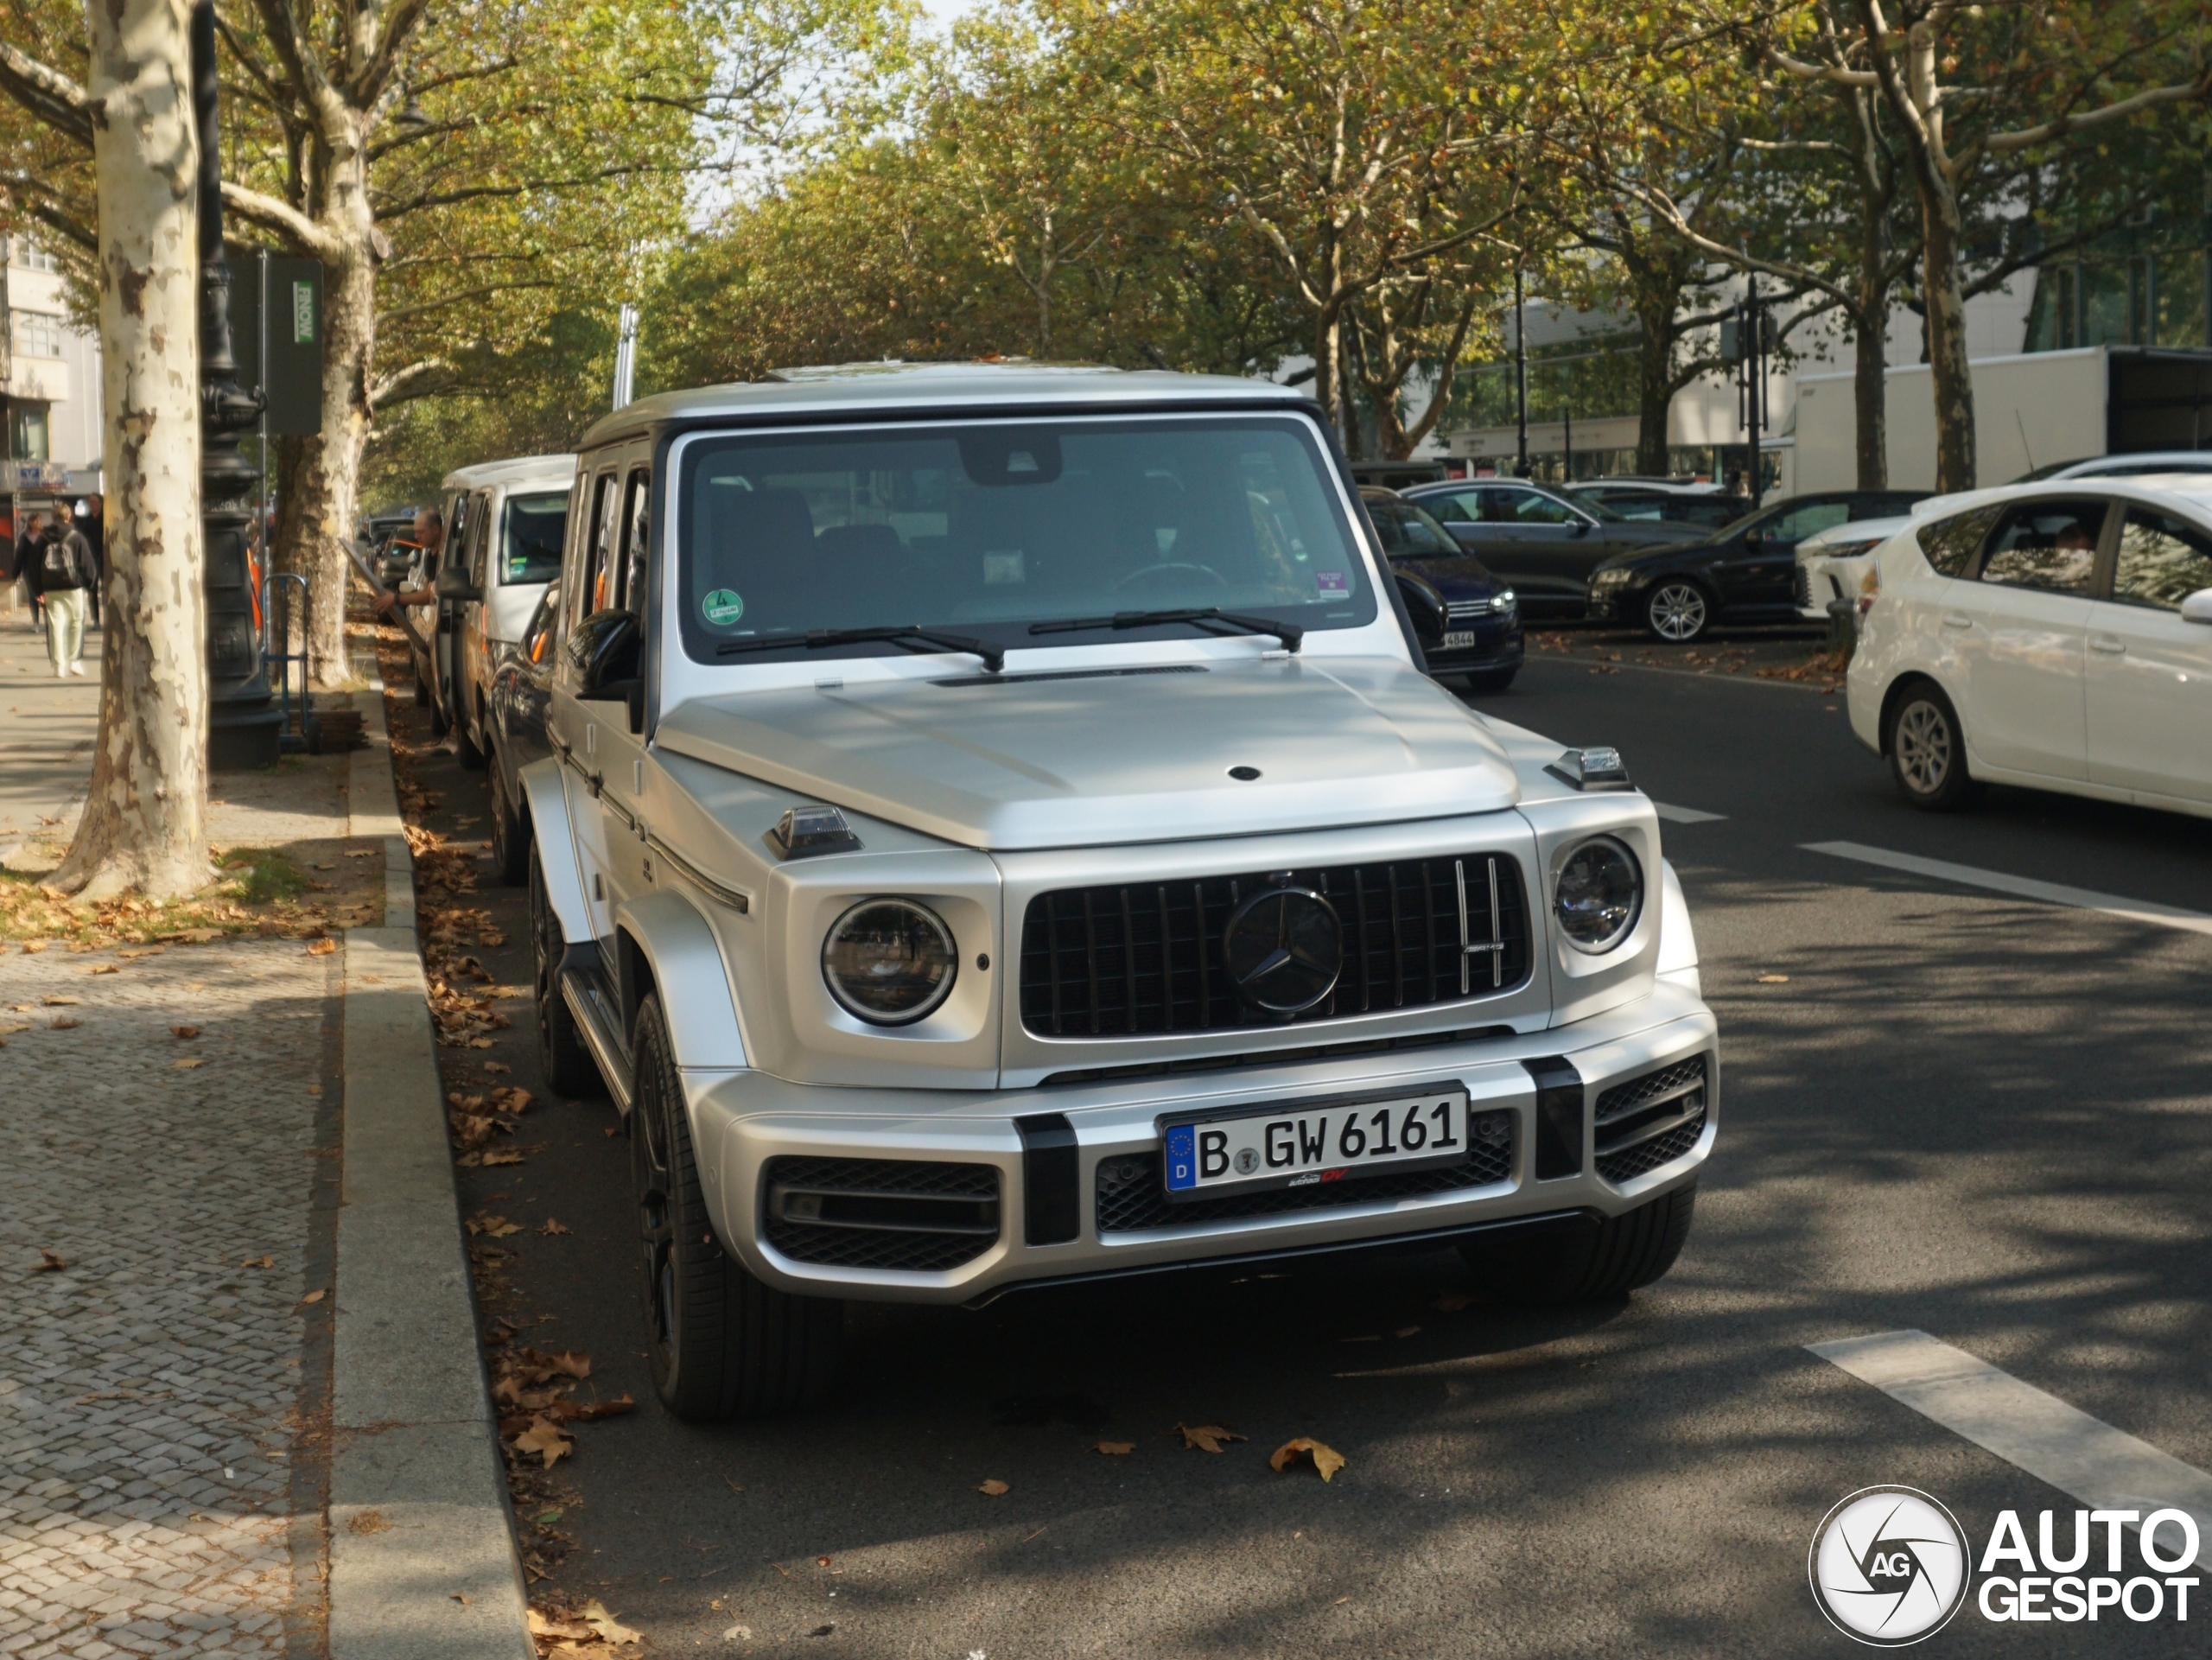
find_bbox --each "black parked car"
[1401,478,1705,618]
[1363,488,1523,693]
[1586,489,1929,642]
[1570,482,1749,531]
[484,582,561,886]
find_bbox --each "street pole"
[1562,405,1573,484]
[1746,272,1764,512]
[1514,268,1529,477]
[193,0,281,768]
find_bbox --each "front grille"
[760,1156,1001,1272]
[1020,854,1530,1039]
[1592,1056,1709,1186]
[1792,563,1815,610]
[1446,600,1499,622]
[1096,1110,1515,1233]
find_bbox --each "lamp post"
[1513,267,1529,477]
[192,0,281,769]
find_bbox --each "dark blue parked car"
[1363,488,1523,694]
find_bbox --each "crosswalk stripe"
[1653,804,1726,824]
[1802,841,2212,938]
[1809,1330,2212,1571]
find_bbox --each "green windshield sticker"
[702,588,745,626]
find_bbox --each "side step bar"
[560,961,635,1111]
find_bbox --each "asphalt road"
[404,639,2212,1657]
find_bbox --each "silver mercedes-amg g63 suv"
[521,363,1717,1420]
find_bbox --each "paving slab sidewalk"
[0,620,530,1659]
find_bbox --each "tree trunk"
[1916,181,1975,492]
[1851,303,1888,489]
[287,239,374,682]
[1631,286,1676,475]
[53,0,207,899]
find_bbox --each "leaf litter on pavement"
[1173,1422,1248,1453]
[1270,1438,1348,1482]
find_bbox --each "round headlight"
[1554,837,1643,954]
[822,899,958,1025]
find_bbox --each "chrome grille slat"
[1019,853,1532,1039]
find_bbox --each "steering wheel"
[1113,561,1228,591]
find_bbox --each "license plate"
[1440,629,1481,649]
[1161,1085,1472,1199]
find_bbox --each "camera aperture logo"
[1810,1487,1972,1646]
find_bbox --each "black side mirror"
[434,565,481,603]
[568,609,641,697]
[1568,518,1591,537]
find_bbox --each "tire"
[412,659,430,707]
[1644,580,1712,643]
[631,995,841,1421]
[1884,680,1975,811]
[1461,667,1519,695]
[1460,1180,1696,1307]
[454,698,487,771]
[489,754,529,887]
[529,845,605,1098]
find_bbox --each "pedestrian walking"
[13,512,48,632]
[29,514,94,677]
[72,495,105,626]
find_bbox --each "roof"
[575,362,1309,450]
[438,453,578,493]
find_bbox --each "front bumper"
[1425,628,1524,675]
[682,982,1717,1304]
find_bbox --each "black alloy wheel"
[1643,580,1713,644]
[454,696,487,771]
[488,754,528,887]
[1885,681,1975,811]
[1461,1180,1697,1306]
[529,845,605,1097]
[630,995,842,1421]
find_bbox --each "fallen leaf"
[34,1250,65,1272]
[1433,1291,1476,1312]
[976,1479,1010,1496]
[313,862,336,871]
[172,1026,200,1039]
[242,1256,274,1269]
[1094,1441,1135,1455]
[1174,1422,1247,1453]
[816,1556,832,1568]
[469,1037,494,1049]
[1335,1595,1351,1606]
[346,1510,389,1535]
[41,995,80,1006]
[526,1608,594,1641]
[467,1215,523,1238]
[721,1626,752,1641]
[346,849,378,859]
[450,1593,470,1605]
[514,1416,575,1469]
[540,1218,571,1237]
[547,1350,591,1379]
[480,1148,524,1166]
[301,1289,326,1305]
[601,1127,618,1138]
[50,1018,80,1030]
[89,964,118,976]
[21,940,47,953]
[558,1395,634,1422]
[483,1061,512,1074]
[1270,1437,1347,1482]
[535,1509,563,1526]
[580,1600,640,1644]
[1756,973,1789,984]
[307,938,338,957]
[173,1058,204,1070]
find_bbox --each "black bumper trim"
[1014,1112,1081,1245]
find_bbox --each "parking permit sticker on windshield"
[1315,569,1349,595]
[702,588,745,626]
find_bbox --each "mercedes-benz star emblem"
[1222,887,1343,1016]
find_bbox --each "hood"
[1389,552,1507,597]
[654,656,1522,850]
[1613,520,1707,545]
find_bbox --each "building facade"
[5,236,103,493]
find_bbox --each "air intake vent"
[1020,854,1530,1039]
[1592,1056,1708,1185]
[761,1156,1001,1272]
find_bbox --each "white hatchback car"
[1848,477,2212,814]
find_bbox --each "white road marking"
[1654,804,1726,824]
[1809,1330,2212,1570]
[1802,841,2212,938]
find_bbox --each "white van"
[429,455,575,767]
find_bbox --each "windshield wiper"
[715,626,1005,673]
[1027,607,1303,652]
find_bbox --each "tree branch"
[221,181,344,259]
[1984,76,2212,155]
[0,41,94,149]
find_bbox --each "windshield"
[675,416,1375,665]
[502,491,568,585]
[1366,497,1460,558]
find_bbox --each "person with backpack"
[29,514,94,676]
[9,512,43,631]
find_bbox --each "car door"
[1720,498,1850,612]
[551,466,626,945]
[2084,505,2212,802]
[458,488,496,730]
[594,465,658,919]
[1949,495,2110,780]
[1411,488,1498,557]
[1484,486,1594,600]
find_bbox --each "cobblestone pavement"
[0,937,340,1658]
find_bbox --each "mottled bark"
[1631,283,1679,475]
[280,236,374,681]
[52,0,207,899]
[1916,191,1975,492]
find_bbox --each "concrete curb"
[334,667,535,1660]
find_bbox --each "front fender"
[1656,858,1700,998]
[520,756,591,944]
[613,891,747,1072]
